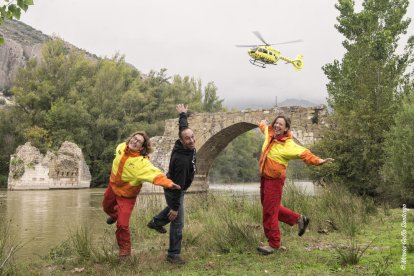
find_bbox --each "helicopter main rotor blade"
[252,31,269,45]
[235,44,259,47]
[269,39,303,46]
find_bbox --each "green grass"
[10,184,414,275]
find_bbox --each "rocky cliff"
[0,20,48,91]
[0,19,97,93]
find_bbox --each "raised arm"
[258,120,268,133]
[176,104,189,130]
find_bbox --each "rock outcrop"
[0,20,97,92]
[0,20,47,90]
[8,141,91,190]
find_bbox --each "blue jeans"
[152,192,184,256]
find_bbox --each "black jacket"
[164,112,196,211]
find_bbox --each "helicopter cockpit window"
[263,49,268,54]
[252,47,258,52]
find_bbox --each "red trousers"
[102,185,137,256]
[260,177,300,249]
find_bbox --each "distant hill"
[278,98,319,107]
[224,97,324,110]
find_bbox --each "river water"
[0,189,106,261]
[0,181,315,261]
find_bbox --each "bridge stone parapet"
[143,105,328,193]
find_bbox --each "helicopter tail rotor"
[291,55,304,71]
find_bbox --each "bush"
[2,87,13,97]
[0,175,7,188]
[282,181,376,237]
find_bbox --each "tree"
[315,0,414,196]
[0,0,33,44]
[203,82,224,112]
[209,130,263,183]
[381,84,414,206]
[0,108,26,187]
[0,38,228,187]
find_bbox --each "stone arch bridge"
[144,105,328,193]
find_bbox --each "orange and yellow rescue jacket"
[109,142,174,198]
[258,121,322,179]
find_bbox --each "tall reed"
[0,221,18,275]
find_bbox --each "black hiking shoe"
[257,245,276,255]
[147,219,167,234]
[298,215,310,236]
[106,216,116,225]
[166,254,186,264]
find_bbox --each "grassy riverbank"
[2,184,413,275]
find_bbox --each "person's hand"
[176,104,188,114]
[169,183,181,190]
[168,210,178,221]
[320,158,335,165]
[259,119,268,126]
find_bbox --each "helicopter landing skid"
[249,59,274,68]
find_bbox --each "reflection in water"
[0,180,316,261]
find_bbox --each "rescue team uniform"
[258,121,323,249]
[102,142,174,256]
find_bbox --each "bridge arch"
[196,122,257,185]
[146,105,328,193]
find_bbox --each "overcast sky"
[20,0,414,109]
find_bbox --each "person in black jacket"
[147,104,196,264]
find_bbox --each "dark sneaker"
[166,254,186,264]
[257,245,276,255]
[298,215,310,236]
[147,219,167,234]
[106,216,116,225]
[257,245,286,255]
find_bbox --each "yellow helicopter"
[236,31,304,71]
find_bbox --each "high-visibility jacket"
[258,121,322,179]
[109,142,174,198]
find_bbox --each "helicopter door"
[262,49,273,63]
[257,48,266,61]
